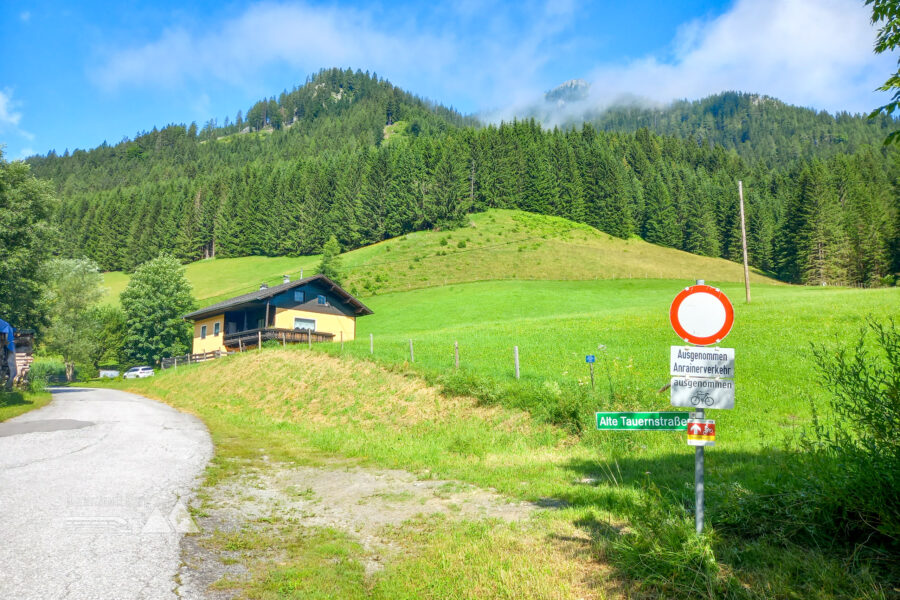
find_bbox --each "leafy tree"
[41,258,105,381]
[120,255,195,365]
[85,305,127,371]
[316,235,343,285]
[0,151,56,329]
[867,0,900,144]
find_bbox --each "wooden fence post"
[340,331,344,351]
[282,332,286,347]
[239,339,243,353]
[409,339,414,363]
[187,353,191,365]
[454,341,459,369]
[370,333,373,354]
[308,331,312,350]
[258,331,262,351]
[174,357,178,369]
[514,346,520,380]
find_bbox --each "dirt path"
[178,462,535,597]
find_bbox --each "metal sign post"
[669,280,736,535]
[694,408,705,534]
[586,354,596,389]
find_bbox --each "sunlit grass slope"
[112,277,899,597]
[328,280,898,457]
[101,209,778,306]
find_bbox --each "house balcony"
[223,327,334,349]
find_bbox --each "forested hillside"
[590,92,897,168]
[27,68,899,286]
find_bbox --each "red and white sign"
[669,285,734,346]
[686,419,716,446]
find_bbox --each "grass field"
[100,209,778,307]
[0,391,51,422]
[107,275,899,598]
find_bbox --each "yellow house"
[183,274,373,354]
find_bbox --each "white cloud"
[0,90,35,158]
[88,0,889,122]
[89,1,573,112]
[584,0,894,115]
[91,3,456,91]
[0,89,23,128]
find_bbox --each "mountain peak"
[545,79,590,104]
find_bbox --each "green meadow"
[100,209,777,307]
[323,280,897,487]
[96,210,898,598]
[107,277,898,599]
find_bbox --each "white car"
[123,366,155,379]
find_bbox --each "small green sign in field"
[596,412,689,431]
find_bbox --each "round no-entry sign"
[669,284,734,346]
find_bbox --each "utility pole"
[738,180,751,304]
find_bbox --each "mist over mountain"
[513,81,897,168]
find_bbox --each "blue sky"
[1,0,895,159]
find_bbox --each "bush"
[27,358,67,392]
[806,317,900,545]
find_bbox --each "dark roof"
[183,274,373,321]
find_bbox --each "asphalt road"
[0,387,213,599]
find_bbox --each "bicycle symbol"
[690,391,715,407]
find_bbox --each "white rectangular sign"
[670,346,735,378]
[670,377,735,409]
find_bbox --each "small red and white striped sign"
[686,419,716,446]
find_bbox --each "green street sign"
[596,412,690,431]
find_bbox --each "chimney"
[259,282,268,291]
[282,274,290,284]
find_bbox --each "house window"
[293,318,316,331]
[200,325,207,339]
[214,322,220,336]
[294,290,305,303]
[317,294,327,305]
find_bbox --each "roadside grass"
[108,310,895,599]
[99,209,777,306]
[107,351,611,598]
[0,390,52,422]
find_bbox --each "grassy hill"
[111,276,899,598]
[101,209,777,305]
[96,208,899,598]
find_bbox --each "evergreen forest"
[26,68,900,286]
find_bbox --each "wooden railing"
[161,350,229,369]
[223,327,334,349]
[161,328,335,369]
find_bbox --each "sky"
[0,0,896,160]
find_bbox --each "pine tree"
[642,172,681,247]
[316,235,343,285]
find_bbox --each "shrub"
[456,240,466,248]
[806,317,900,545]
[27,358,67,392]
